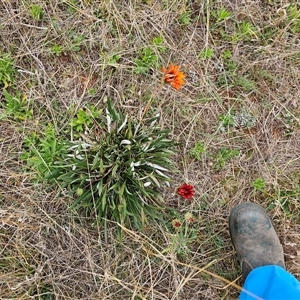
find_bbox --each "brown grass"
[1,0,300,299]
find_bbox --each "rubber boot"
[229,203,285,281]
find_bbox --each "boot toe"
[229,203,285,281]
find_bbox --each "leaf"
[45,168,62,179]
[125,118,133,140]
[117,113,128,133]
[101,187,107,212]
[71,189,92,210]
[119,181,125,196]
[99,158,104,174]
[146,173,160,187]
[107,98,118,121]
[92,152,100,169]
[96,179,103,196]
[56,172,77,184]
[111,163,119,177]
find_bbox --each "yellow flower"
[162,64,186,90]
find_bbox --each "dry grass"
[1,0,300,299]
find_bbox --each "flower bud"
[184,212,195,223]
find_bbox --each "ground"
[1,0,300,299]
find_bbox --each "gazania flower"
[172,219,182,229]
[177,183,195,200]
[184,212,195,223]
[162,64,186,90]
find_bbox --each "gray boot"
[229,203,285,281]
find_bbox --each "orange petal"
[162,64,186,90]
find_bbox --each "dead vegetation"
[1,0,300,299]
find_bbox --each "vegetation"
[1,1,300,299]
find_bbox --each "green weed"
[232,20,257,42]
[152,35,166,52]
[277,111,298,135]
[251,178,266,192]
[1,89,33,120]
[214,235,224,249]
[178,11,192,25]
[68,31,86,52]
[261,26,278,44]
[217,50,238,87]
[88,88,97,96]
[189,141,206,161]
[212,6,231,24]
[223,59,238,74]
[286,5,300,34]
[198,48,214,60]
[214,148,240,170]
[221,49,233,60]
[0,53,15,87]
[234,76,256,92]
[195,95,213,103]
[29,4,44,21]
[134,47,159,74]
[63,0,80,14]
[50,43,64,56]
[106,53,121,65]
[210,6,232,39]
[99,52,121,70]
[220,50,256,91]
[21,125,69,180]
[269,187,300,221]
[163,213,198,258]
[218,110,235,132]
[252,68,274,82]
[167,229,197,258]
[70,105,102,132]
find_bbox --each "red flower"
[172,219,182,229]
[177,183,195,200]
[162,64,186,90]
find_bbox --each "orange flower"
[162,64,186,90]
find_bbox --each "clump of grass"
[26,100,177,237]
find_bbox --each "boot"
[229,202,285,281]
